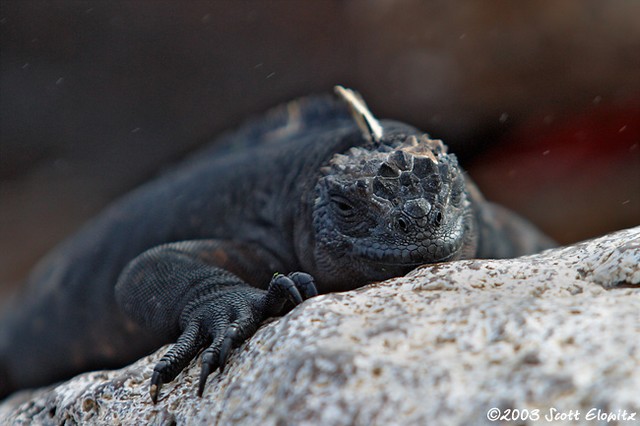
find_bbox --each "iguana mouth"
[361,252,459,267]
[353,243,462,267]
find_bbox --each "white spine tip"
[334,85,383,142]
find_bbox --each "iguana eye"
[337,201,352,211]
[330,196,355,216]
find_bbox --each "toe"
[288,272,318,298]
[148,321,205,403]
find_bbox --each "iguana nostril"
[434,211,443,226]
[396,217,409,232]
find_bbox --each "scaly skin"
[0,88,554,401]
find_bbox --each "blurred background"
[1,1,639,298]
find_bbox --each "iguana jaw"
[348,219,467,267]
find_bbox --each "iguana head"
[309,87,476,288]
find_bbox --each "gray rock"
[1,227,639,425]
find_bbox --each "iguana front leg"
[114,240,317,403]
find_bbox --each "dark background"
[1,1,639,298]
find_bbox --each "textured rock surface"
[1,227,639,425]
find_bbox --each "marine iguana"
[0,86,554,401]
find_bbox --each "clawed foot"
[149,272,317,403]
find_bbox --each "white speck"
[254,63,263,69]
[619,125,627,133]
[622,200,630,205]
[542,150,550,156]
[266,72,276,79]
[56,77,64,85]
[629,143,638,152]
[22,62,29,69]
[131,127,141,133]
[459,33,466,40]
[593,96,602,105]
[499,113,509,123]
[201,14,211,24]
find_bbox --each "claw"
[273,274,303,304]
[198,347,221,396]
[287,284,303,305]
[197,360,211,397]
[150,368,164,404]
[218,325,239,372]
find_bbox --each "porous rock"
[1,227,639,425]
